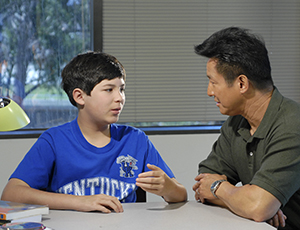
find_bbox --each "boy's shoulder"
[111,123,147,139]
[112,123,143,133]
[40,119,74,138]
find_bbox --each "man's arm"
[193,173,286,226]
[1,178,123,213]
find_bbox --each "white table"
[42,201,273,230]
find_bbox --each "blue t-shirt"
[10,119,174,202]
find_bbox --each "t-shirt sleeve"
[144,138,175,179]
[10,133,55,190]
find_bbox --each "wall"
[147,133,219,202]
[0,133,219,202]
[0,138,37,196]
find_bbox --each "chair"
[135,187,146,202]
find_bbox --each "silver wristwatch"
[210,179,227,198]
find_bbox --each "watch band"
[210,179,227,198]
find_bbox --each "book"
[11,214,44,223]
[0,222,46,230]
[0,201,49,223]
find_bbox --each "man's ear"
[237,75,250,94]
[73,88,85,106]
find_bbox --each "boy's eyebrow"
[103,83,125,87]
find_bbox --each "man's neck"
[242,88,273,135]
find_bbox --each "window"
[100,0,300,126]
[0,0,91,129]
[1,0,299,132]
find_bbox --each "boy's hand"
[1,178,123,213]
[76,194,123,213]
[135,164,172,197]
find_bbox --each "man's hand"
[192,173,286,227]
[192,173,227,203]
[267,209,286,228]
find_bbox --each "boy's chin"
[109,117,120,124]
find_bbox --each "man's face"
[206,59,242,116]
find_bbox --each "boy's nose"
[115,91,125,102]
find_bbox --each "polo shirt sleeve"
[250,129,300,206]
[198,117,241,185]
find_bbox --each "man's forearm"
[215,182,281,222]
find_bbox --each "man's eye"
[106,88,113,92]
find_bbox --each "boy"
[1,52,187,213]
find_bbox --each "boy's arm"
[162,178,187,203]
[1,178,123,213]
[135,164,187,203]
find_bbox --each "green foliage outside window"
[0,0,91,128]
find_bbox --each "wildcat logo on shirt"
[116,155,138,178]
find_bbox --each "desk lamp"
[0,97,30,131]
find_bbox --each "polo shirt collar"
[237,87,283,140]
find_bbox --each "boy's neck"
[77,117,111,148]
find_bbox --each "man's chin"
[219,108,229,116]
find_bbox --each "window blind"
[96,0,300,124]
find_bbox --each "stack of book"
[0,200,49,225]
[0,222,46,230]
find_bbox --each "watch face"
[210,179,226,198]
[211,181,218,189]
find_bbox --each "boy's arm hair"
[162,178,187,203]
[136,164,187,203]
[1,178,123,213]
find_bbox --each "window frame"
[2,0,300,138]
[0,0,222,139]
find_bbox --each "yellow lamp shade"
[0,97,30,131]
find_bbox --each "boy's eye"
[105,88,113,92]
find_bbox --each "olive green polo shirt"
[199,87,300,229]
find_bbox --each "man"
[192,27,300,230]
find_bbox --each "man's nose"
[207,82,214,97]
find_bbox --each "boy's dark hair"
[61,51,126,107]
[194,27,273,90]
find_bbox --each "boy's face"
[82,77,125,126]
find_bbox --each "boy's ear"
[73,88,85,106]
